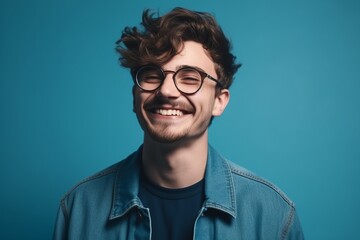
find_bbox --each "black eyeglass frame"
[133,65,224,95]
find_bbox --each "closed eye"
[178,77,201,85]
[141,75,162,83]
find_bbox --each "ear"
[212,89,230,116]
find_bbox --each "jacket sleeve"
[285,209,304,240]
[52,202,68,240]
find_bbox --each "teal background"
[1,0,359,239]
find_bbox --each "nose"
[157,74,181,98]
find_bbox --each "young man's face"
[133,41,229,143]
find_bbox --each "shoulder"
[60,162,118,206]
[225,159,295,208]
[225,159,303,239]
[60,151,136,203]
[66,163,118,193]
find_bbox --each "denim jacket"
[53,146,304,240]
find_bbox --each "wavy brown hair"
[116,7,241,89]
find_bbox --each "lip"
[144,103,193,114]
[143,104,193,122]
[156,109,184,116]
[146,107,191,116]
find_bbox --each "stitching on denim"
[61,161,123,200]
[60,199,69,229]
[228,161,294,206]
[203,149,237,218]
[204,200,236,217]
[110,152,140,219]
[205,147,238,217]
[281,206,295,240]
[223,159,237,216]
[110,199,143,219]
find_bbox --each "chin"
[145,125,207,145]
[147,131,186,144]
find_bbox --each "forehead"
[162,41,216,75]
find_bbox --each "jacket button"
[136,211,142,223]
[201,208,207,216]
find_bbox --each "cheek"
[133,92,152,113]
[132,92,142,113]
[194,92,216,111]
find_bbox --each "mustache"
[143,96,194,112]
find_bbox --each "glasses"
[134,65,223,94]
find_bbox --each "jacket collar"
[203,146,236,218]
[109,148,143,220]
[109,145,236,220]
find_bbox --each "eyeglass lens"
[136,66,203,94]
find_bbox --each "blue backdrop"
[1,0,359,239]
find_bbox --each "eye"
[176,69,201,85]
[138,68,163,83]
[143,74,161,83]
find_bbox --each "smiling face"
[133,41,229,144]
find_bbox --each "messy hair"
[116,7,241,89]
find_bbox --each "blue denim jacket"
[53,146,304,239]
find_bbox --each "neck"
[141,131,208,189]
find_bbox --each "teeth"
[156,109,184,116]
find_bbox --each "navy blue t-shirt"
[139,176,205,240]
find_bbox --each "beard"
[136,110,211,145]
[134,92,211,144]
[144,121,192,143]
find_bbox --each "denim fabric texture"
[53,146,304,240]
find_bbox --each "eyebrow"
[173,65,208,73]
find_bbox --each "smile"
[156,109,184,116]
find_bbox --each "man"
[53,7,304,240]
